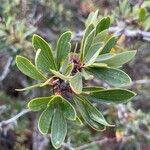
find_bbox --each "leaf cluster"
[16,10,136,149]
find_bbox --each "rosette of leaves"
[16,11,137,149]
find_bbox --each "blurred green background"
[0,0,150,149]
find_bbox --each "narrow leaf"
[83,29,96,58]
[100,36,117,54]
[81,69,94,80]
[93,29,109,43]
[87,67,131,87]
[91,63,108,67]
[87,89,136,103]
[96,51,137,67]
[56,31,72,69]
[51,109,67,149]
[16,55,46,81]
[32,34,57,71]
[85,10,99,26]
[70,72,83,94]
[80,24,95,61]
[28,96,53,111]
[16,83,42,91]
[38,105,54,134]
[35,49,50,73]
[50,69,71,80]
[80,96,113,126]
[82,86,105,93]
[74,96,105,131]
[96,53,114,61]
[96,17,110,35]
[84,43,103,66]
[74,116,83,126]
[48,96,76,120]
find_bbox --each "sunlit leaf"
[82,86,105,93]
[80,24,95,61]
[32,34,57,71]
[93,29,109,43]
[48,96,76,121]
[84,43,103,67]
[96,51,137,67]
[70,72,83,94]
[16,55,46,81]
[87,67,131,87]
[38,105,54,134]
[80,96,113,126]
[83,29,96,60]
[81,69,94,80]
[86,89,136,103]
[51,108,67,149]
[85,10,99,27]
[28,96,53,111]
[56,31,72,69]
[74,96,105,131]
[96,17,110,35]
[50,69,71,80]
[100,36,117,54]
[15,83,42,91]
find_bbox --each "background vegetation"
[0,0,150,150]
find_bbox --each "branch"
[75,138,116,150]
[62,143,75,150]
[0,109,31,128]
[73,26,150,42]
[124,79,150,87]
[0,56,13,82]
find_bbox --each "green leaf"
[91,63,108,68]
[84,43,103,67]
[35,49,50,73]
[139,8,146,22]
[38,105,54,134]
[82,29,96,60]
[63,64,74,76]
[59,56,69,74]
[74,116,83,126]
[40,77,54,87]
[96,53,114,61]
[60,97,76,120]
[56,31,72,69]
[32,34,57,71]
[50,69,71,80]
[15,83,42,91]
[48,96,76,120]
[59,56,74,76]
[81,69,94,80]
[96,51,137,67]
[100,36,117,54]
[85,10,99,27]
[16,55,46,81]
[96,17,110,35]
[70,72,83,94]
[74,96,105,131]
[83,86,105,93]
[51,108,67,149]
[86,89,136,103]
[28,96,53,111]
[93,29,109,43]
[87,67,131,87]
[80,96,113,126]
[80,24,95,61]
